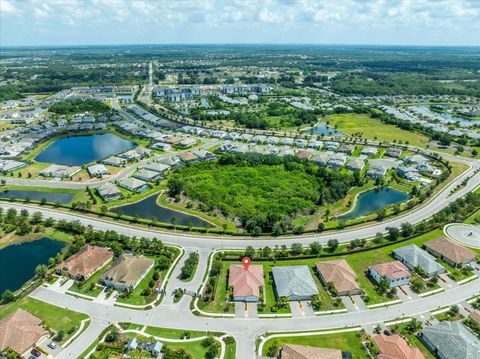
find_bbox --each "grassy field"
[262,331,368,358]
[145,326,207,339]
[0,297,88,344]
[324,113,430,147]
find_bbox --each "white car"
[47,342,57,350]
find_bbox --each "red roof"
[373,334,425,359]
[371,261,410,280]
[228,264,264,298]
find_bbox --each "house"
[295,150,313,160]
[271,265,319,301]
[315,259,362,296]
[228,264,264,302]
[392,244,445,277]
[423,237,476,268]
[97,182,122,201]
[311,152,329,166]
[280,344,349,359]
[133,169,163,182]
[39,164,81,178]
[193,149,216,161]
[144,162,171,173]
[324,141,340,151]
[337,144,355,155]
[150,142,171,151]
[0,309,48,356]
[385,147,403,158]
[308,140,323,150]
[404,154,429,166]
[126,337,138,352]
[327,153,346,169]
[366,165,387,179]
[469,310,480,325]
[103,156,126,167]
[420,321,480,359]
[56,245,114,280]
[177,137,197,148]
[347,158,365,172]
[397,166,421,182]
[87,164,109,178]
[118,177,150,192]
[369,261,410,288]
[177,151,199,163]
[101,254,155,291]
[373,334,425,359]
[361,146,378,157]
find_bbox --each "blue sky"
[1,0,479,47]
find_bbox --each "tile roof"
[228,264,264,298]
[0,309,47,354]
[371,261,410,281]
[469,311,480,325]
[281,344,342,359]
[271,265,319,298]
[421,321,480,359]
[102,254,154,288]
[56,245,113,278]
[373,334,425,359]
[424,237,476,265]
[315,259,361,294]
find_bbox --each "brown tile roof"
[424,236,476,265]
[296,151,312,159]
[177,151,198,162]
[315,259,361,294]
[0,309,47,354]
[281,344,342,359]
[470,310,480,324]
[56,245,113,278]
[373,334,425,359]
[228,264,264,298]
[371,261,410,280]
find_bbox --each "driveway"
[398,285,418,301]
[247,303,258,318]
[37,337,62,358]
[438,274,457,289]
[235,302,246,318]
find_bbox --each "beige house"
[101,254,155,291]
[0,309,48,355]
[315,259,362,296]
[281,344,344,359]
[423,236,476,268]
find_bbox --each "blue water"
[338,187,409,220]
[110,193,213,228]
[35,133,137,166]
[305,123,345,136]
[0,238,64,294]
[0,190,74,204]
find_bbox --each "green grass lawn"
[0,297,88,344]
[145,326,207,339]
[262,331,368,358]
[68,264,109,297]
[324,113,430,148]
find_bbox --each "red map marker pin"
[242,256,251,271]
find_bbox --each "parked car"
[31,348,41,357]
[48,342,57,349]
[383,329,392,336]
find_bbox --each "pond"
[0,238,65,294]
[338,187,409,220]
[410,105,480,128]
[304,122,345,136]
[35,133,137,166]
[110,193,213,228]
[0,189,74,204]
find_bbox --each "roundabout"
[445,223,480,248]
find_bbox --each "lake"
[338,187,409,220]
[0,189,74,204]
[35,133,137,166]
[304,123,345,136]
[110,193,213,228]
[0,238,65,294]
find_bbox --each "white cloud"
[0,0,19,14]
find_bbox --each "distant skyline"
[1,0,479,47]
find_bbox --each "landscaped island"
[167,153,355,233]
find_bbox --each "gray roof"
[421,321,480,359]
[393,244,444,275]
[98,182,121,197]
[271,265,319,298]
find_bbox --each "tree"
[410,278,424,293]
[1,289,14,304]
[377,278,390,294]
[327,239,339,252]
[272,222,284,236]
[447,305,459,318]
[35,264,48,278]
[400,222,415,237]
[245,246,255,259]
[373,232,384,244]
[309,241,321,255]
[387,227,400,241]
[100,205,108,215]
[317,222,325,232]
[290,243,303,255]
